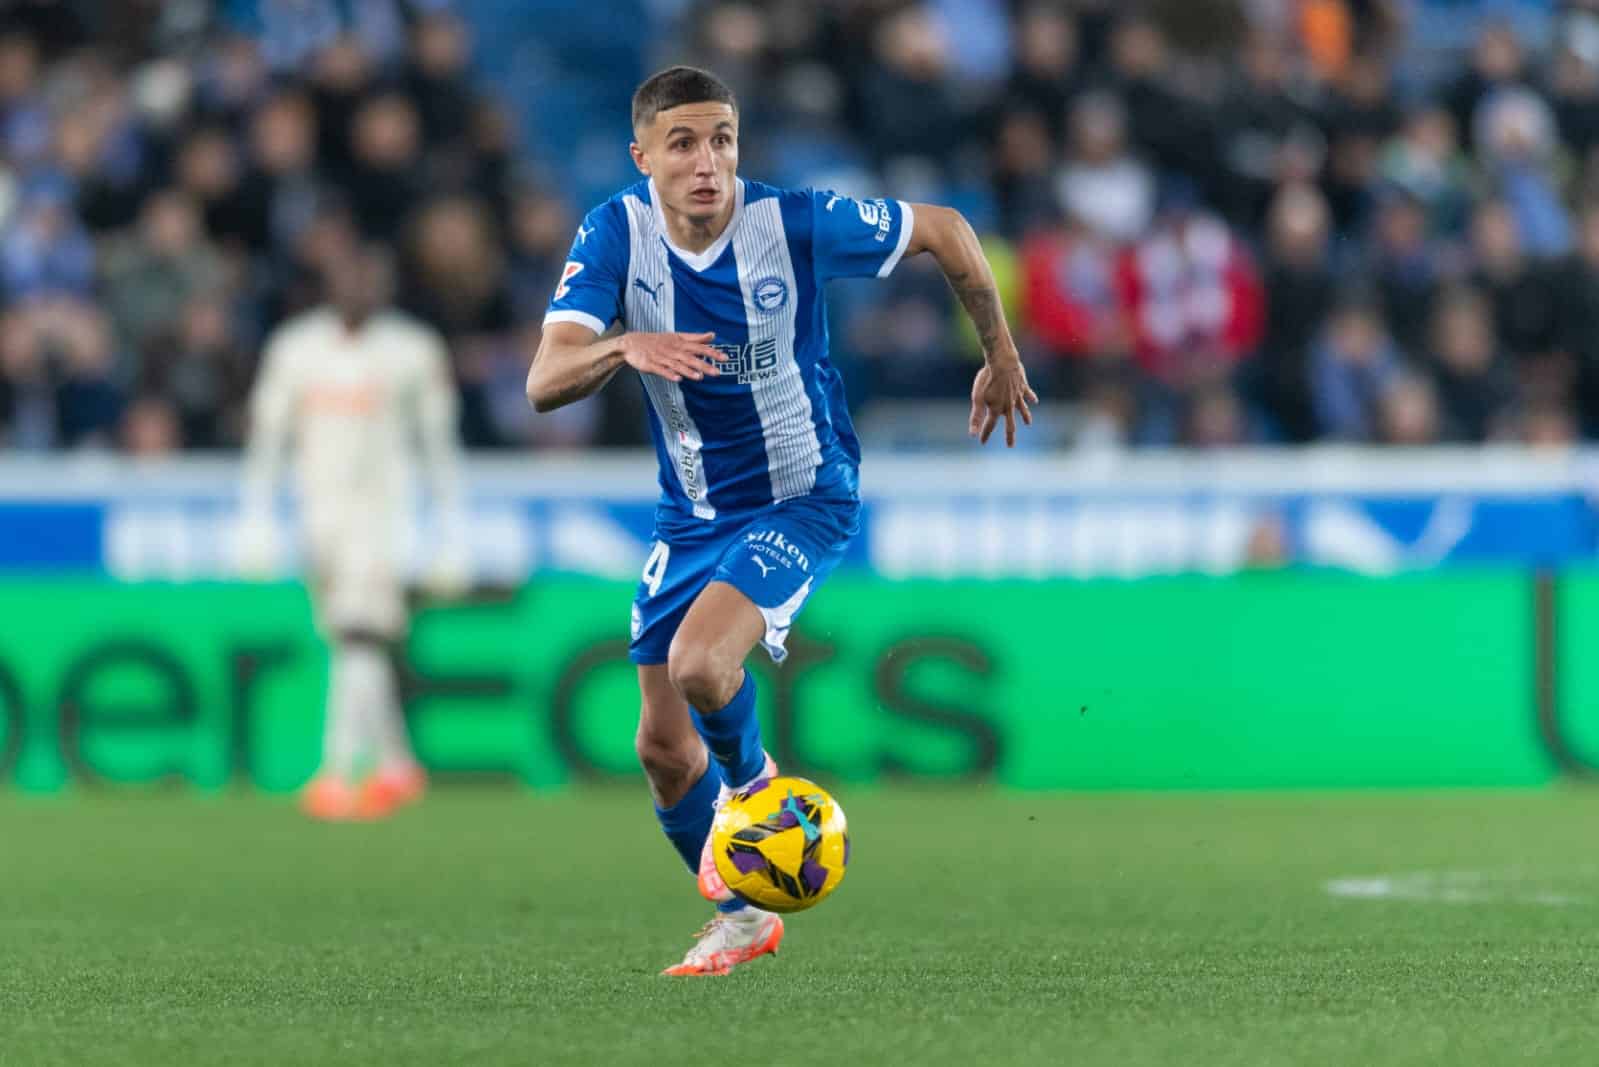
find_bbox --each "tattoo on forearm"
[945,269,1005,355]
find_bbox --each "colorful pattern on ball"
[710,776,849,913]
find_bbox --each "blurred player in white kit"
[239,241,468,820]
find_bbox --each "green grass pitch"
[3,786,1599,1066]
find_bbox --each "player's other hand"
[622,332,728,383]
[234,516,280,579]
[421,542,473,600]
[969,357,1038,447]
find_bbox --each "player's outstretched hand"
[969,358,1038,447]
[622,332,728,383]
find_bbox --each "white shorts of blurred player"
[304,504,407,639]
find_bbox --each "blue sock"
[716,897,750,913]
[690,670,766,788]
[653,762,722,873]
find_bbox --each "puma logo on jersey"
[576,223,594,244]
[555,261,584,300]
[750,555,773,578]
[634,277,663,303]
[824,194,842,212]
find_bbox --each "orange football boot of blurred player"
[355,763,427,818]
[300,776,362,821]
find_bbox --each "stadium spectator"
[989,108,1056,240]
[504,186,572,323]
[1056,92,1153,245]
[1445,20,1530,154]
[142,294,254,449]
[1549,35,1599,162]
[1467,199,1560,374]
[1116,182,1264,389]
[1553,201,1599,433]
[404,12,476,152]
[342,91,425,240]
[1378,373,1444,445]
[1214,31,1325,231]
[856,6,967,175]
[238,89,321,256]
[119,392,181,454]
[848,252,965,402]
[1020,211,1129,385]
[100,190,222,369]
[1105,16,1210,184]
[0,299,121,448]
[1425,286,1518,441]
[1259,183,1338,441]
[1379,105,1473,240]
[1364,187,1443,358]
[1311,294,1405,442]
[1181,383,1255,447]
[173,124,254,250]
[1002,3,1083,143]
[1475,86,1572,257]
[402,195,513,446]
[1520,400,1580,448]
[0,176,96,299]
[307,34,374,178]
[53,81,149,235]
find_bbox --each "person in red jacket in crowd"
[1115,180,1266,389]
[1020,210,1131,389]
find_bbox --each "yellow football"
[710,775,849,913]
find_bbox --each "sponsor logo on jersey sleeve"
[555,260,584,301]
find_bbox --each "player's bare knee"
[666,641,737,712]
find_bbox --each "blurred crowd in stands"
[3,0,1599,452]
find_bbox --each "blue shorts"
[629,494,860,666]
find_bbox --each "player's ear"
[629,141,650,177]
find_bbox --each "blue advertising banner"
[0,450,1592,579]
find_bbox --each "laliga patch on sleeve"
[555,261,584,301]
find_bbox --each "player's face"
[328,250,392,322]
[631,103,739,225]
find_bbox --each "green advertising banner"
[0,573,1571,791]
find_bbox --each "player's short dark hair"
[631,66,737,132]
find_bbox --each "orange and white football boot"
[300,775,361,821]
[356,763,427,818]
[661,908,785,977]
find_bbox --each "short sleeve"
[810,190,916,283]
[543,202,628,336]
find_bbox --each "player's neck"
[338,311,372,334]
[660,198,736,255]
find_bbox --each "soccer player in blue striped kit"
[528,66,1036,975]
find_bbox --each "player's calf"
[635,722,709,807]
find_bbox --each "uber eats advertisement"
[3,570,1597,791]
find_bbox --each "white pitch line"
[1324,871,1579,906]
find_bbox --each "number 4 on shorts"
[642,541,669,597]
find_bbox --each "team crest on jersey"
[753,276,788,313]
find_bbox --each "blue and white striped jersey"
[543,178,914,523]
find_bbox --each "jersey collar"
[647,177,745,273]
